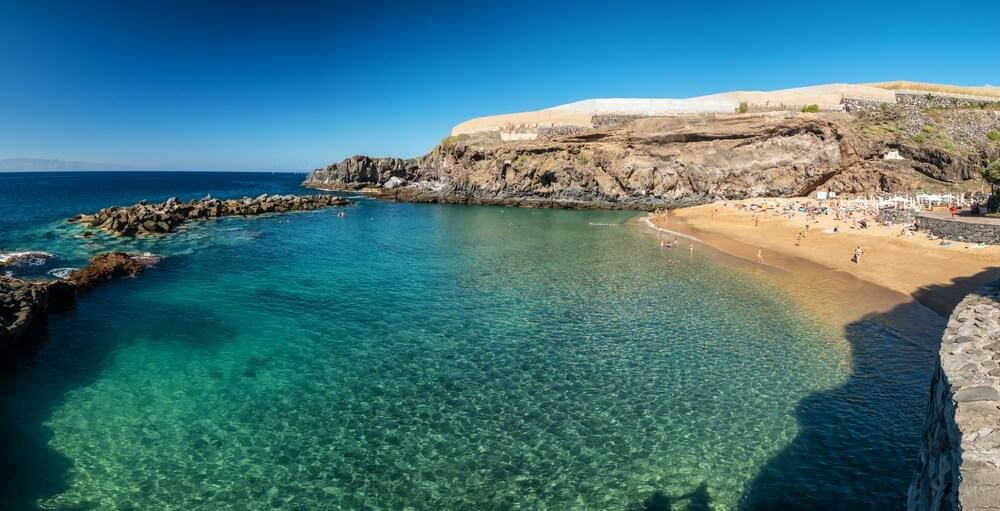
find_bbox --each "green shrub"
[738,101,748,113]
[578,153,590,165]
[988,130,1000,141]
[439,133,470,149]
[913,134,927,144]
[880,102,889,111]
[801,104,820,113]
[982,159,1000,186]
[922,125,934,134]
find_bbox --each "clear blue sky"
[1,0,997,171]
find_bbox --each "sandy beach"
[651,199,1000,318]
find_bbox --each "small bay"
[0,172,939,510]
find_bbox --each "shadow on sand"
[736,269,1000,510]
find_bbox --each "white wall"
[548,98,737,114]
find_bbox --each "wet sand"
[646,200,1000,320]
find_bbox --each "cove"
[0,172,940,510]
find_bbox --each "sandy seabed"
[647,199,1000,322]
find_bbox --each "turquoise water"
[0,172,939,510]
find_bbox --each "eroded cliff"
[305,109,1000,209]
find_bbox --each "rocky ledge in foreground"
[69,193,350,236]
[0,252,159,351]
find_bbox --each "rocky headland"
[304,107,1000,209]
[69,193,350,236]
[0,252,160,351]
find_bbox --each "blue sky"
[1,0,998,171]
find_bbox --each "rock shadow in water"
[737,270,1000,510]
[639,481,711,511]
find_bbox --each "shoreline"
[650,200,1000,319]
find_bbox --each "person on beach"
[950,204,957,219]
[754,217,759,227]
[689,244,694,257]
[756,248,763,263]
[803,224,809,237]
[853,246,863,264]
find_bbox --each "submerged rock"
[70,193,350,237]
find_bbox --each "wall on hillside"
[908,281,1000,511]
[897,92,998,109]
[451,110,592,136]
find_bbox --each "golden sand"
[649,199,1000,319]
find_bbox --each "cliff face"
[305,110,997,209]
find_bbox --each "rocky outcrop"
[909,281,1000,511]
[65,252,160,291]
[0,252,158,351]
[305,111,993,209]
[303,156,419,189]
[0,251,52,268]
[70,194,350,236]
[0,277,71,349]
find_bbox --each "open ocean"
[0,171,941,510]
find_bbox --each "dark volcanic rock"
[66,252,160,291]
[0,251,53,267]
[0,276,69,348]
[72,193,350,236]
[0,252,158,351]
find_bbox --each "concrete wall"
[451,110,592,136]
[908,281,1000,511]
[548,98,737,114]
[868,81,1000,101]
[450,81,999,138]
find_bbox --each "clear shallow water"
[0,172,939,510]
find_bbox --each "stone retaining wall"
[908,281,1000,511]
[917,214,1000,244]
[844,98,891,113]
[879,207,918,224]
[897,92,998,110]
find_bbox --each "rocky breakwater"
[69,194,350,236]
[0,252,159,352]
[909,281,1000,511]
[305,111,992,209]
